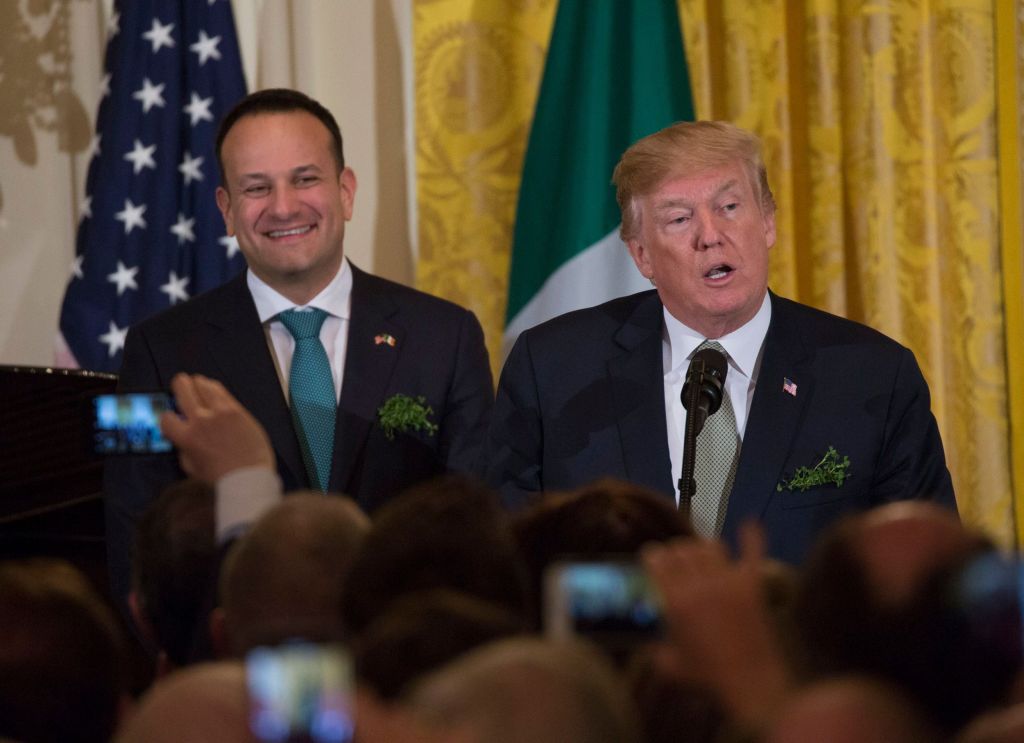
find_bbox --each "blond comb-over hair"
[612,120,776,241]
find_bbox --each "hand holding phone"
[88,392,175,455]
[247,643,354,743]
[543,559,663,646]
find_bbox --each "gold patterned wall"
[415,0,1020,545]
[414,0,557,379]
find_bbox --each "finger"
[192,374,238,411]
[177,451,196,478]
[738,520,767,566]
[169,373,201,417]
[159,409,187,443]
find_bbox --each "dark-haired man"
[106,88,493,605]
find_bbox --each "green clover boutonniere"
[777,446,851,492]
[377,394,439,441]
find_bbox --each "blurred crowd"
[0,374,1019,743]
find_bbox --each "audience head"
[131,478,217,672]
[115,661,250,743]
[353,588,526,701]
[512,478,692,627]
[0,558,126,743]
[340,475,531,638]
[795,501,1012,731]
[218,492,370,655]
[407,637,641,743]
[765,676,941,743]
[626,649,729,743]
[959,703,1024,743]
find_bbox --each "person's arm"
[642,527,794,733]
[435,308,494,476]
[871,347,956,510]
[160,373,282,541]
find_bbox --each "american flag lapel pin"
[783,377,797,397]
[374,333,397,347]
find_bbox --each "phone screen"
[543,560,662,644]
[247,643,354,743]
[89,392,174,455]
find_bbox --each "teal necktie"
[278,308,335,492]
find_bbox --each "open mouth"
[704,264,734,280]
[266,225,313,239]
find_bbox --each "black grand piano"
[0,365,117,582]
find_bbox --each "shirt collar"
[247,257,353,324]
[663,292,772,378]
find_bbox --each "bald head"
[851,502,977,606]
[766,677,940,743]
[408,638,640,743]
[116,662,250,743]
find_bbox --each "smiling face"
[216,111,356,305]
[626,159,776,338]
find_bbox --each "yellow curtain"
[413,0,557,380]
[414,0,1022,546]
[997,0,1024,546]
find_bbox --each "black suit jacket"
[105,265,493,600]
[485,290,955,564]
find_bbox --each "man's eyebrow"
[713,178,741,199]
[651,197,692,213]
[237,163,322,181]
[650,178,742,211]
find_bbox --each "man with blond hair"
[486,121,955,562]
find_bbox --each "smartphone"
[543,559,663,645]
[87,392,175,455]
[246,642,355,743]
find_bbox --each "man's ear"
[215,186,234,236]
[627,237,653,280]
[763,208,777,250]
[339,167,357,221]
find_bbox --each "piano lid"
[0,365,117,524]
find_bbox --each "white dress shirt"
[246,257,353,403]
[215,260,354,540]
[663,293,772,506]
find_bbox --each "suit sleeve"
[103,326,184,609]
[436,308,494,477]
[484,332,545,510]
[871,346,957,510]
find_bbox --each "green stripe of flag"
[505,0,695,338]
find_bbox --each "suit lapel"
[608,293,675,497]
[332,266,403,494]
[723,293,814,534]
[203,274,307,488]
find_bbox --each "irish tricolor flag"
[503,0,695,355]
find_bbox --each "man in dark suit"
[106,88,492,602]
[485,121,955,564]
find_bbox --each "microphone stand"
[678,370,708,516]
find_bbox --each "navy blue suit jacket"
[485,290,955,564]
[105,265,493,600]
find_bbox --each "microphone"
[681,347,728,437]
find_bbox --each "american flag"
[58,0,247,372]
[783,377,798,397]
